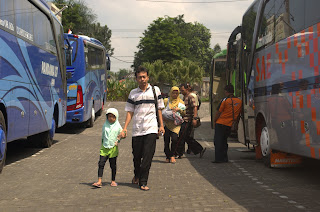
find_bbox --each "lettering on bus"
[0,19,14,31]
[16,26,33,42]
[41,61,58,77]
[256,53,271,82]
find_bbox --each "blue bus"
[0,0,72,173]
[66,34,109,127]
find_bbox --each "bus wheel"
[260,125,271,167]
[0,111,7,173]
[87,106,95,128]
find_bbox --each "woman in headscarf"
[163,86,185,163]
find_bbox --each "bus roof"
[66,34,105,48]
[213,49,227,59]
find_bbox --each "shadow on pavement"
[5,138,58,165]
[186,120,320,211]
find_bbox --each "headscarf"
[102,108,122,148]
[168,86,184,108]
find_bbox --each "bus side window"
[14,0,34,42]
[0,0,14,32]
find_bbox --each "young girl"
[92,108,123,188]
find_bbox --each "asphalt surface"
[0,102,320,211]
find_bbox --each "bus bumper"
[67,107,85,123]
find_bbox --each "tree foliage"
[52,0,113,55]
[134,15,214,75]
[142,59,204,87]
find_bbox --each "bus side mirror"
[66,47,72,66]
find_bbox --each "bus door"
[210,53,227,129]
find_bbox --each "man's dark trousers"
[179,122,203,155]
[214,123,231,162]
[132,133,157,186]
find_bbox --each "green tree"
[134,15,214,75]
[52,0,113,55]
[117,69,132,80]
[142,59,204,87]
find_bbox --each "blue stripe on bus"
[254,75,320,97]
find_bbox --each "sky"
[83,0,254,72]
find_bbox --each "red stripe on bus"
[299,95,303,108]
[312,108,316,121]
[313,38,318,52]
[317,23,320,37]
[292,72,296,80]
[307,94,311,108]
[309,26,314,40]
[294,34,298,46]
[299,70,303,79]
[311,89,315,95]
[310,53,315,67]
[305,133,310,147]
[276,43,279,53]
[301,30,306,43]
[289,92,292,97]
[301,121,305,134]
[315,66,319,76]
[282,63,286,74]
[310,147,315,158]
[296,91,300,96]
[287,37,291,49]
[285,50,288,62]
[278,52,282,63]
[305,41,310,55]
[317,121,320,135]
[298,44,302,57]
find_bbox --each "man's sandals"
[140,185,150,191]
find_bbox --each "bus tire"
[28,117,54,148]
[87,106,95,128]
[260,124,271,167]
[0,111,7,174]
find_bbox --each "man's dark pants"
[214,123,231,162]
[132,133,157,186]
[177,122,203,155]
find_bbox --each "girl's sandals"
[92,182,102,188]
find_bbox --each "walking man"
[122,66,165,191]
[213,84,242,163]
[177,83,206,158]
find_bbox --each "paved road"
[0,102,320,211]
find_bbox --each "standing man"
[177,83,206,158]
[122,66,165,191]
[213,84,242,163]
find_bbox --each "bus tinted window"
[275,0,304,42]
[0,0,14,32]
[305,0,320,28]
[242,1,258,52]
[86,45,105,70]
[14,0,34,42]
[257,0,275,49]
